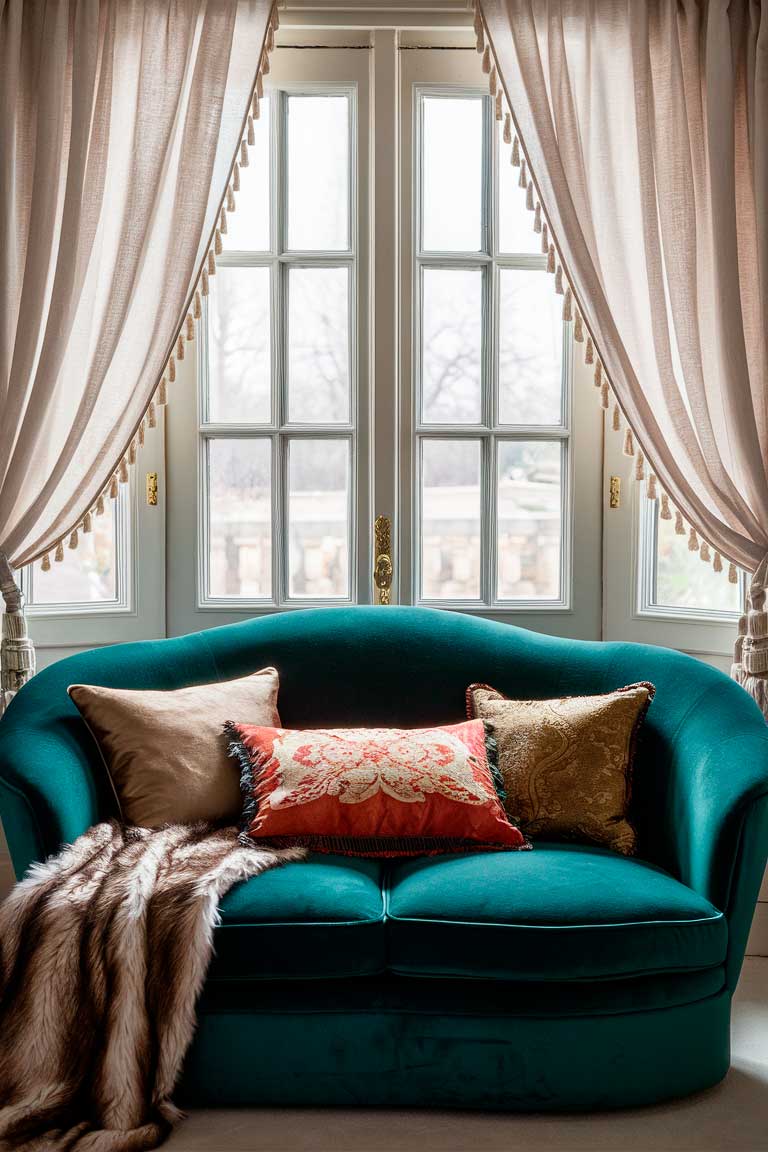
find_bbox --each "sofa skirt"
[178,987,731,1112]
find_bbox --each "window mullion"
[275,260,285,603]
[275,429,286,606]
[274,89,284,258]
[484,257,495,607]
[484,81,495,607]
[482,434,495,606]
[273,89,285,605]
[488,262,498,434]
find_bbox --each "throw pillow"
[227,719,529,856]
[68,668,281,828]
[466,682,655,855]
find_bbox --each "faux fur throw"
[0,821,304,1151]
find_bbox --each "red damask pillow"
[225,720,529,857]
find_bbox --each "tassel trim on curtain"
[0,4,279,710]
[33,2,280,578]
[473,0,738,587]
[472,1,762,705]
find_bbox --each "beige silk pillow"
[466,682,655,855]
[68,668,281,828]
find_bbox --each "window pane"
[421,439,481,600]
[32,501,118,605]
[422,268,483,424]
[497,441,562,600]
[288,439,350,598]
[226,96,270,251]
[499,269,563,425]
[422,96,483,253]
[653,508,740,613]
[207,439,271,598]
[208,267,271,424]
[288,266,350,423]
[498,121,541,255]
[287,95,349,251]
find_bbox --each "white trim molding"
[283,1,471,9]
[280,1,473,29]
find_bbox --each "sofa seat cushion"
[209,855,386,981]
[386,845,727,981]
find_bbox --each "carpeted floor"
[167,958,768,1152]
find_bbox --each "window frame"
[637,494,746,624]
[17,418,166,656]
[22,484,132,617]
[166,38,601,642]
[411,83,573,611]
[196,81,362,610]
[602,433,743,657]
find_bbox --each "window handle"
[609,476,621,509]
[374,515,393,605]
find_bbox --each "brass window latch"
[609,475,621,509]
[146,472,158,507]
[374,515,393,605]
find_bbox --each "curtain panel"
[0,0,276,702]
[479,0,768,711]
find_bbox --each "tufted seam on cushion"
[382,862,394,971]
[382,863,393,919]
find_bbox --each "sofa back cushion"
[2,605,759,889]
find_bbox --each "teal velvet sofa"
[1,606,767,1111]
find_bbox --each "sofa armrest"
[724,793,768,988]
[0,629,225,878]
[655,681,768,986]
[0,710,105,879]
[661,689,768,901]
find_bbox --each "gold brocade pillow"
[466,682,655,855]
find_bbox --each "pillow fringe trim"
[481,722,507,807]
[228,833,532,858]
[224,720,263,844]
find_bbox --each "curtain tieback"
[0,552,35,714]
[733,553,768,716]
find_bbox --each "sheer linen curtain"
[480,0,768,712]
[0,0,273,702]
